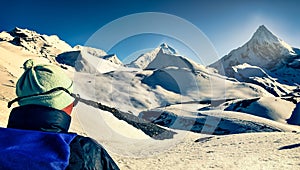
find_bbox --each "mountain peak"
[248,25,294,55]
[128,43,181,69]
[210,24,296,75]
[251,25,279,44]
[159,42,177,55]
[257,25,268,32]
[9,27,38,38]
[13,27,25,31]
[160,43,169,48]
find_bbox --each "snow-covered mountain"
[0,26,298,130]
[128,43,206,72]
[127,43,178,68]
[210,25,300,96]
[72,45,123,65]
[0,27,72,58]
[56,45,123,73]
[57,40,294,128]
[127,43,167,69]
[210,25,297,72]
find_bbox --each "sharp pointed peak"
[257,25,268,31]
[249,25,279,44]
[254,25,274,35]
[158,42,177,55]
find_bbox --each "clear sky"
[1,0,300,65]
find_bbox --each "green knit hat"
[15,59,74,110]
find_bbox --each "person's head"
[9,59,75,115]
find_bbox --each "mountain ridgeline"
[1,25,300,134]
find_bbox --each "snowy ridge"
[56,45,123,73]
[57,50,122,74]
[231,63,292,96]
[0,27,72,57]
[127,45,162,69]
[73,45,123,65]
[73,45,107,57]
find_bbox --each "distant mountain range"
[2,25,300,169]
[1,25,300,130]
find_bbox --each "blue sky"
[1,0,300,65]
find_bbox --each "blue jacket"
[5,105,119,170]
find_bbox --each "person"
[2,59,119,170]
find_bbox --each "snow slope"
[231,63,293,96]
[113,132,300,170]
[141,66,272,99]
[223,97,296,123]
[71,62,274,117]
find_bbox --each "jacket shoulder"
[67,135,119,170]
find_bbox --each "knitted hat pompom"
[23,59,35,70]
